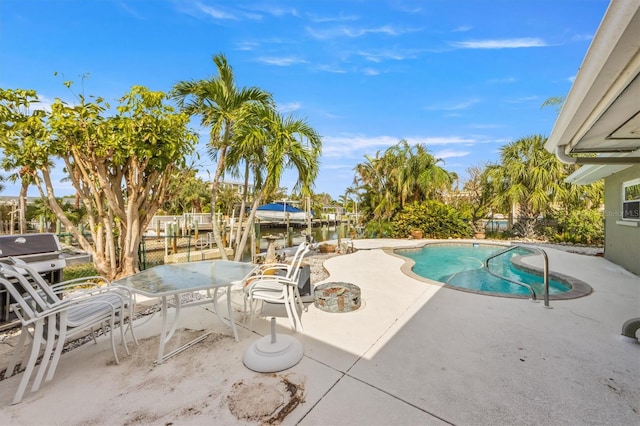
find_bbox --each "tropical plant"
[364,218,395,238]
[0,89,52,234]
[163,169,211,215]
[172,53,273,259]
[460,164,493,232]
[0,86,197,278]
[556,208,604,245]
[354,140,452,222]
[227,104,322,260]
[485,135,571,239]
[393,200,471,239]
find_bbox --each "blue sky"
[1,0,610,200]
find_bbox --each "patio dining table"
[113,260,257,365]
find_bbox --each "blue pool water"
[396,243,571,297]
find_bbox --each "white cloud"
[194,3,237,20]
[31,95,56,112]
[316,64,347,74]
[362,68,380,76]
[306,24,418,40]
[450,38,548,49]
[571,33,593,42]
[432,149,472,159]
[505,96,539,104]
[278,102,301,113]
[321,134,478,159]
[425,99,480,111]
[235,41,259,51]
[308,12,359,23]
[453,25,472,33]
[357,49,418,62]
[256,56,307,66]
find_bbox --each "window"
[622,178,640,220]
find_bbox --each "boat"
[255,202,311,224]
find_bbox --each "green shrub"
[364,219,395,238]
[559,209,604,245]
[392,200,472,239]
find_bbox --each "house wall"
[604,165,640,276]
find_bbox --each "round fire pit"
[314,282,361,313]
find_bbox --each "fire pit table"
[313,282,361,313]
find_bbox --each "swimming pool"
[395,243,588,299]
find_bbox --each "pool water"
[396,243,571,297]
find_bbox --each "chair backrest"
[0,276,40,324]
[0,260,62,314]
[288,243,310,283]
[283,242,308,279]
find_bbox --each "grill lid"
[0,233,62,257]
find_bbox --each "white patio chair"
[0,261,134,404]
[244,242,310,332]
[240,241,308,312]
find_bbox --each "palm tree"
[228,104,322,260]
[486,134,568,238]
[172,53,273,259]
[353,140,452,221]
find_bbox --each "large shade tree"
[0,86,197,278]
[172,53,273,260]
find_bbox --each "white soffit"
[545,0,640,156]
[566,164,632,184]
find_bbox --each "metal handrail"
[484,245,550,307]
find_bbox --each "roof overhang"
[545,0,640,184]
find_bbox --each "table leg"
[156,293,211,364]
[211,286,239,342]
[157,296,168,364]
[157,295,182,364]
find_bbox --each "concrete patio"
[1,239,638,425]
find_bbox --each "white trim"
[565,164,632,184]
[616,220,639,227]
[622,178,640,220]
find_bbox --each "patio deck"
[1,239,638,425]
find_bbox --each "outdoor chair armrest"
[47,288,129,312]
[244,276,298,293]
[49,276,111,293]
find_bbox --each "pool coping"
[388,241,594,300]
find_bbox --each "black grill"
[0,233,67,323]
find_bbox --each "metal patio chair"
[0,260,135,404]
[244,242,310,332]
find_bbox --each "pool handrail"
[484,245,550,307]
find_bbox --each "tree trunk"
[18,181,28,234]
[235,190,264,261]
[210,146,228,260]
[233,163,250,254]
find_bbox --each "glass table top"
[113,260,257,297]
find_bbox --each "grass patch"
[62,263,99,281]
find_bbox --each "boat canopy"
[257,202,304,213]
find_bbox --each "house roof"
[545,0,640,184]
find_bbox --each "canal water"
[253,224,341,249]
[140,223,349,267]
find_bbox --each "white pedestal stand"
[243,318,303,373]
